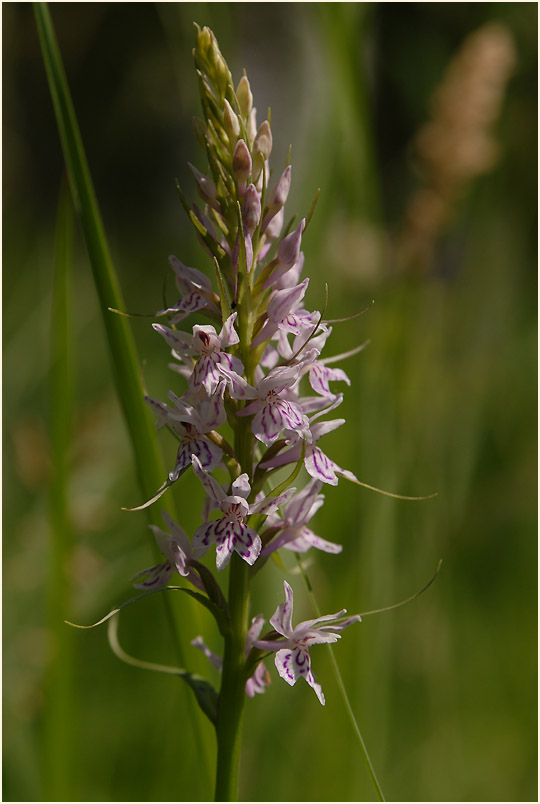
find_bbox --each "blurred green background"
[3,2,537,801]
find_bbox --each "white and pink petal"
[269,580,294,637]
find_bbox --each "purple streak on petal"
[193,519,221,551]
[275,649,296,686]
[168,443,192,481]
[277,398,307,432]
[305,446,339,486]
[190,436,222,472]
[233,524,262,565]
[286,479,324,524]
[253,405,281,446]
[131,561,173,590]
[153,323,192,356]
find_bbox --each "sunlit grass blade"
[43,177,75,801]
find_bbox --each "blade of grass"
[34,4,213,795]
[44,177,76,801]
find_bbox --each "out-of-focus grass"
[3,3,536,802]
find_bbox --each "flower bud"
[267,165,292,211]
[223,99,241,141]
[247,108,257,147]
[195,25,214,64]
[253,121,272,161]
[277,218,305,270]
[265,207,284,242]
[232,139,252,184]
[242,184,261,235]
[236,75,253,118]
[213,50,231,97]
[188,163,218,203]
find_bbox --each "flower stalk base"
[214,556,251,801]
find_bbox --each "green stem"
[214,555,251,801]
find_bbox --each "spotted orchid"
[255,581,361,704]
[153,312,243,396]
[251,278,319,349]
[131,511,204,592]
[191,454,295,569]
[145,385,226,480]
[261,401,358,486]
[229,351,319,447]
[154,255,220,324]
[262,478,342,556]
